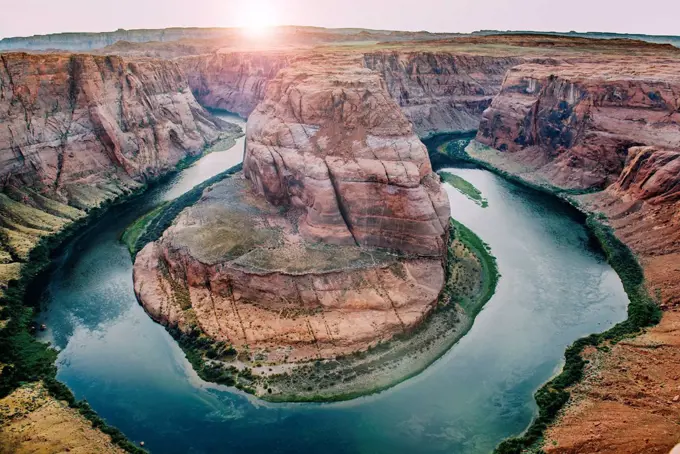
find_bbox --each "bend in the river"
[36,124,629,454]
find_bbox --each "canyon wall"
[364,52,522,138]
[178,53,291,118]
[134,61,450,362]
[177,50,522,137]
[469,57,680,454]
[476,61,680,190]
[0,52,226,208]
[472,57,680,307]
[584,146,680,304]
[0,52,229,293]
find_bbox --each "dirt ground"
[544,309,680,454]
[0,383,124,454]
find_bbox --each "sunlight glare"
[238,0,278,38]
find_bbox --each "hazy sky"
[2,0,679,39]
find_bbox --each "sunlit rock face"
[134,62,450,362]
[0,52,226,208]
[244,63,450,256]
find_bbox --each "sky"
[1,0,680,39]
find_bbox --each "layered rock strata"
[364,52,522,137]
[178,50,522,138]
[0,52,231,293]
[582,146,680,306]
[243,64,450,256]
[134,63,450,362]
[0,52,228,207]
[179,53,291,118]
[476,60,680,190]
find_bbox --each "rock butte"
[134,61,450,362]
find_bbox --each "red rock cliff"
[178,50,522,138]
[244,62,450,256]
[178,52,290,118]
[364,52,522,137]
[476,60,680,190]
[0,52,226,208]
[0,52,230,294]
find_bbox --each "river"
[35,125,628,454]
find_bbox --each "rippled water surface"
[36,130,628,453]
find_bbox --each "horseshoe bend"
[132,61,484,400]
[0,23,680,454]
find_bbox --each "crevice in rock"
[227,279,248,343]
[305,318,322,359]
[325,160,360,247]
[371,273,406,332]
[205,278,229,342]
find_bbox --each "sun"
[238,0,278,38]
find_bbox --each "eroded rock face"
[244,64,450,256]
[476,61,680,190]
[0,52,226,208]
[134,63,450,362]
[608,146,680,204]
[0,52,232,294]
[178,50,523,138]
[468,59,680,454]
[364,52,522,138]
[179,53,290,118]
[581,146,680,304]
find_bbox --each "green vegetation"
[421,132,477,169]
[424,132,662,454]
[123,163,243,257]
[439,171,488,207]
[165,326,254,393]
[121,204,167,254]
[447,219,499,319]
[0,203,146,453]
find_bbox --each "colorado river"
[36,127,628,454]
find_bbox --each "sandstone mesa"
[133,61,451,363]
